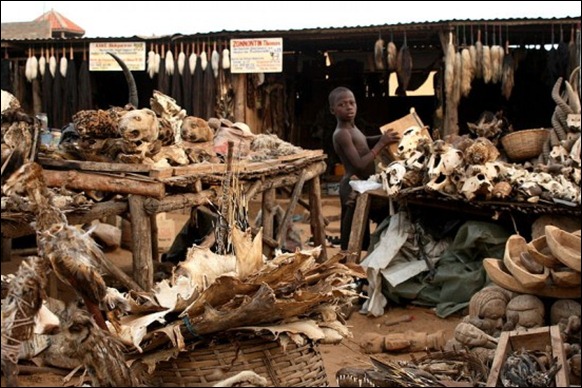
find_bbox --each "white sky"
[1,1,580,38]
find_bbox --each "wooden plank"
[347,192,372,263]
[308,175,327,262]
[276,170,306,247]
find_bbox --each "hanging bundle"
[200,42,208,71]
[501,34,515,100]
[469,25,478,79]
[154,44,161,74]
[211,41,220,78]
[49,47,57,78]
[59,47,68,78]
[461,25,473,97]
[165,44,174,76]
[482,26,492,84]
[25,47,38,82]
[147,43,156,79]
[474,28,483,79]
[178,42,186,76]
[222,41,230,70]
[445,31,455,98]
[189,42,198,75]
[387,31,397,72]
[374,32,385,70]
[395,31,412,96]
[38,47,46,78]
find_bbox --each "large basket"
[500,128,549,161]
[152,335,329,387]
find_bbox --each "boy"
[330,86,400,251]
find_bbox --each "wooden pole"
[128,195,153,290]
[308,175,327,262]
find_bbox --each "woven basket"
[152,335,329,387]
[500,128,549,161]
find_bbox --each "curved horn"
[106,52,138,107]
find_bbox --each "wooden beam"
[128,195,153,291]
[43,169,165,199]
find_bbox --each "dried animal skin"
[482,45,492,84]
[387,41,397,71]
[460,48,473,97]
[374,38,385,70]
[445,32,455,98]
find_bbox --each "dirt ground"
[1,195,463,387]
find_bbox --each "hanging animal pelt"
[461,47,473,97]
[59,48,68,79]
[147,44,156,79]
[490,43,501,84]
[395,35,412,96]
[189,42,197,75]
[49,48,57,78]
[501,46,515,100]
[38,48,46,78]
[211,42,220,78]
[452,51,462,107]
[200,47,208,71]
[482,44,492,84]
[177,43,186,76]
[445,32,455,98]
[154,44,161,74]
[222,46,231,70]
[474,29,483,79]
[25,49,37,82]
[568,27,578,77]
[387,40,397,72]
[374,36,385,70]
[165,47,174,76]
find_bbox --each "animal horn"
[106,52,138,107]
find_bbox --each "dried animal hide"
[482,45,491,84]
[461,48,473,97]
[147,47,156,79]
[48,51,57,78]
[387,40,397,72]
[445,32,455,98]
[396,41,412,96]
[38,49,46,78]
[374,38,385,70]
[474,29,483,79]
[165,48,174,76]
[211,45,220,78]
[490,44,501,84]
[501,49,515,100]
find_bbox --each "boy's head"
[328,86,353,108]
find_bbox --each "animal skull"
[118,108,159,144]
[396,126,427,160]
[460,165,493,200]
[381,161,406,196]
[427,141,464,179]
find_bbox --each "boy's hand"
[381,129,401,145]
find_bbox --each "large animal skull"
[381,161,406,196]
[427,141,464,179]
[396,126,426,160]
[460,165,493,201]
[118,108,159,144]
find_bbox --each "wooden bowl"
[526,235,561,268]
[483,258,580,299]
[550,267,581,287]
[503,234,549,289]
[545,225,581,272]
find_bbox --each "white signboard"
[89,42,146,71]
[230,38,283,73]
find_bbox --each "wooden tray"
[486,325,569,387]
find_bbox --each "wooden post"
[308,175,327,262]
[276,170,306,248]
[262,188,276,257]
[129,195,153,291]
[347,192,372,263]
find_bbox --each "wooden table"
[2,150,328,291]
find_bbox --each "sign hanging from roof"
[89,42,146,71]
[230,38,283,73]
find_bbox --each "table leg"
[129,194,153,290]
[309,175,327,262]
